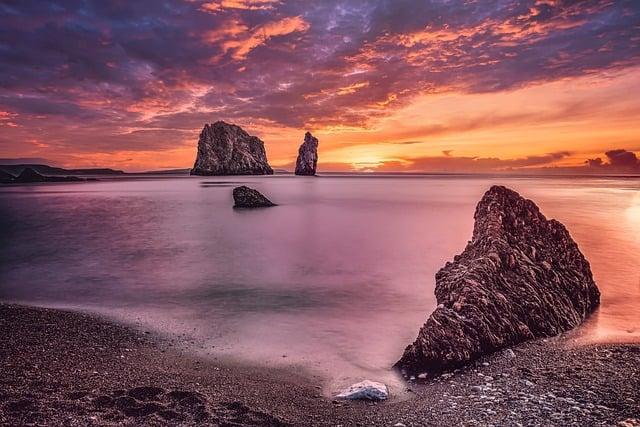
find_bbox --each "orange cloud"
[204,18,249,43]
[0,110,18,127]
[335,82,369,96]
[205,15,310,60]
[200,0,279,13]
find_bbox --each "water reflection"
[0,175,638,389]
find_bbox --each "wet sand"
[1,303,638,426]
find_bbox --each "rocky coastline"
[1,167,91,184]
[1,303,638,426]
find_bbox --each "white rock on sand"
[503,348,516,359]
[336,380,389,401]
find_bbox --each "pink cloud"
[205,15,310,60]
[200,0,280,13]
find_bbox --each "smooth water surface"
[1,175,639,390]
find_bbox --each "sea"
[1,174,639,391]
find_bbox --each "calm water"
[1,175,639,390]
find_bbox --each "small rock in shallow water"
[232,186,276,208]
[336,380,388,401]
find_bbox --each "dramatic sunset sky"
[1,0,639,172]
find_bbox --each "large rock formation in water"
[191,121,273,176]
[294,132,318,176]
[395,185,600,375]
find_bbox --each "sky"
[1,0,639,173]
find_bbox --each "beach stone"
[191,121,273,176]
[232,186,276,208]
[294,131,319,176]
[336,380,389,401]
[503,349,516,359]
[395,185,600,375]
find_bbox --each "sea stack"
[191,121,273,176]
[395,185,600,375]
[294,132,318,176]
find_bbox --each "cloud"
[369,151,572,173]
[586,149,640,172]
[200,0,280,13]
[0,0,639,167]
[208,15,310,60]
[314,149,640,175]
[0,157,54,165]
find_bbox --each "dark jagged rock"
[232,186,276,208]
[12,167,84,183]
[294,132,318,176]
[395,185,600,375]
[0,169,14,183]
[191,121,273,176]
[15,167,47,182]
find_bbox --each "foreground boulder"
[336,380,388,401]
[395,185,600,375]
[294,132,319,176]
[232,186,276,208]
[191,121,273,176]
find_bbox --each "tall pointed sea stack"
[294,132,318,176]
[395,185,600,375]
[191,121,273,176]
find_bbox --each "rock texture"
[395,185,600,375]
[15,168,47,182]
[191,121,273,176]
[0,169,14,183]
[336,381,389,401]
[295,132,319,176]
[232,186,276,208]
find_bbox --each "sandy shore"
[1,303,638,426]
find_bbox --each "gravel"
[1,303,638,426]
